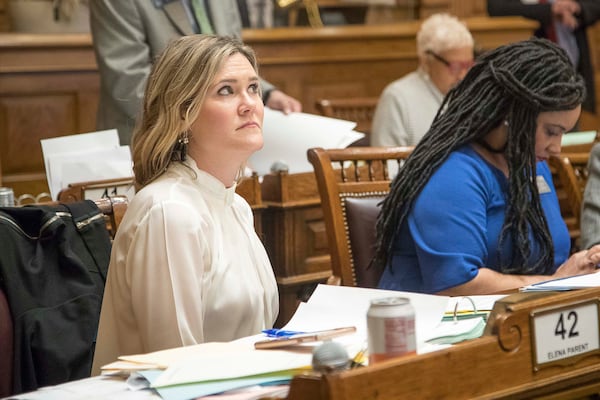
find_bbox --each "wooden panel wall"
[0,34,99,194]
[0,0,8,31]
[420,0,487,18]
[242,17,538,116]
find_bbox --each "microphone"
[311,340,350,373]
[270,160,289,174]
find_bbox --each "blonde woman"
[92,35,278,374]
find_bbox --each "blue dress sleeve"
[408,152,497,292]
[379,149,570,294]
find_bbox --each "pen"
[262,329,306,338]
[255,326,357,349]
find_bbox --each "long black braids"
[373,37,586,276]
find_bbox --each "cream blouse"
[91,158,278,374]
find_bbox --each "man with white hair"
[371,13,474,147]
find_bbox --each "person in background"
[581,143,600,248]
[239,0,274,28]
[487,0,600,115]
[90,0,301,145]
[371,13,474,147]
[91,35,278,374]
[373,38,600,296]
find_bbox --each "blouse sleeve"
[407,156,493,292]
[126,201,209,351]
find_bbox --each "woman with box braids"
[374,37,600,295]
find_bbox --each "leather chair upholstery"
[344,196,385,288]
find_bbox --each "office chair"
[308,146,413,287]
[549,152,590,251]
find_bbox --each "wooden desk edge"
[285,288,600,400]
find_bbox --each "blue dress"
[378,145,570,294]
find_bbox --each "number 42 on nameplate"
[531,300,600,370]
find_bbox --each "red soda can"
[367,297,416,364]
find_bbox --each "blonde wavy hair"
[132,35,259,189]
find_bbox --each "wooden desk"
[286,288,600,399]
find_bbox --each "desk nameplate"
[530,299,600,371]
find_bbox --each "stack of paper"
[248,108,364,176]
[522,270,600,291]
[281,284,448,353]
[279,285,505,355]
[99,285,507,399]
[41,129,133,200]
[102,341,310,400]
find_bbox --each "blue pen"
[261,328,306,338]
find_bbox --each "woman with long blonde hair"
[92,35,278,374]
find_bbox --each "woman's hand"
[553,244,600,278]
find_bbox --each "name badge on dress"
[536,175,551,194]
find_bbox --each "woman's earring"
[176,132,189,161]
[504,120,510,127]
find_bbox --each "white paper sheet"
[522,270,600,291]
[41,130,133,200]
[152,350,310,388]
[248,108,364,176]
[561,130,597,146]
[283,284,451,353]
[6,376,158,400]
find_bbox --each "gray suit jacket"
[90,0,274,145]
[581,143,600,249]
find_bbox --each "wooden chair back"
[57,175,263,237]
[94,196,129,239]
[57,177,135,203]
[549,152,590,250]
[307,146,414,287]
[57,175,261,208]
[315,97,379,146]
